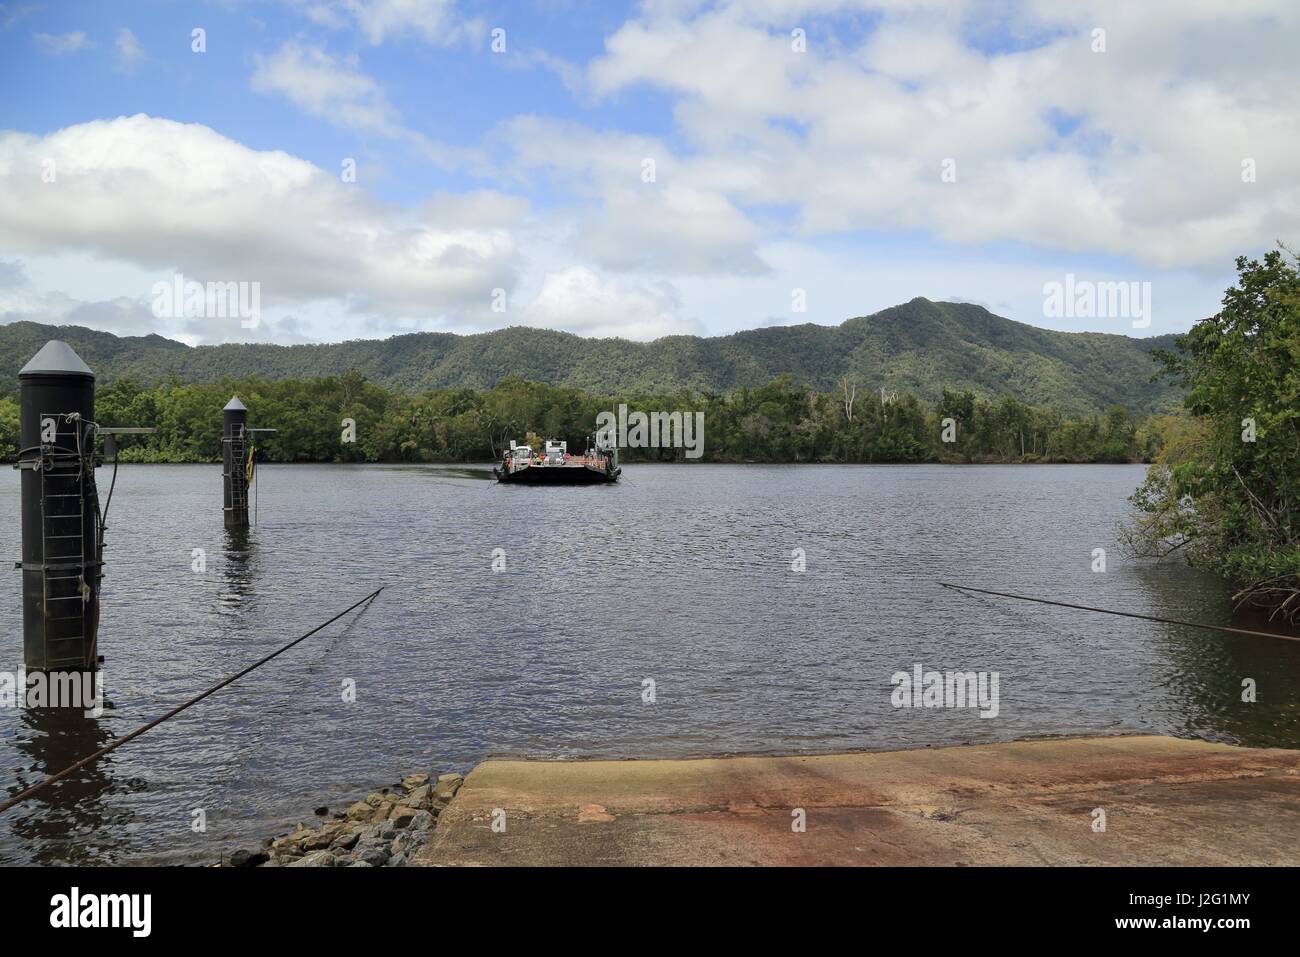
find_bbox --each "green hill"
[0,298,1182,413]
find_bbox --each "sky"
[0,0,1296,346]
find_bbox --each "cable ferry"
[493,438,620,485]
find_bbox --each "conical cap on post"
[18,340,94,379]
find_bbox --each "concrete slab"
[413,736,1300,866]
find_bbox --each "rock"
[302,829,335,851]
[357,846,390,868]
[243,769,454,868]
[391,833,416,856]
[401,772,430,791]
[346,801,374,822]
[390,831,429,864]
[271,835,304,855]
[390,806,419,829]
[287,850,336,867]
[229,848,269,868]
[405,785,433,809]
[433,773,464,803]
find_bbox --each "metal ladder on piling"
[38,413,92,668]
[226,428,248,516]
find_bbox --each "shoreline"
[219,770,465,867]
[414,735,1300,867]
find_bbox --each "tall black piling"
[16,341,101,672]
[222,396,249,528]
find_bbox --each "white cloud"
[580,0,1300,270]
[522,266,698,340]
[1,4,38,32]
[0,116,526,330]
[305,0,484,46]
[251,40,403,135]
[0,118,716,344]
[0,259,176,339]
[250,40,482,168]
[34,31,92,55]
[0,258,25,287]
[114,27,144,74]
[0,250,468,345]
[504,117,768,277]
[509,49,584,95]
[575,185,767,275]
[6,0,1294,348]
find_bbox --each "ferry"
[493,438,620,485]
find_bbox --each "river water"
[1,463,1298,864]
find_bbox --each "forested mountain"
[0,298,1182,414]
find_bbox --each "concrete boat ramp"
[413,735,1300,866]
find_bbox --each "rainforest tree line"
[0,373,1160,466]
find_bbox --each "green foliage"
[0,297,1184,415]
[0,395,18,461]
[1127,250,1300,618]
[11,373,1160,467]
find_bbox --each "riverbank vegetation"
[0,374,1163,466]
[1122,250,1300,621]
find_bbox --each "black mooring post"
[16,341,100,672]
[222,396,249,528]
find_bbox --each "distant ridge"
[0,298,1183,414]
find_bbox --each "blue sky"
[1,0,1295,346]
[1,3,647,199]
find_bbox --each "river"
[1,463,1297,864]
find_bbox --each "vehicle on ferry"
[492,437,620,485]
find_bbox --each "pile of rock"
[224,771,465,868]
